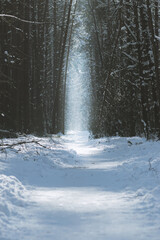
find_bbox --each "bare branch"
[0,140,52,151]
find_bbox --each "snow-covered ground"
[0,131,160,240]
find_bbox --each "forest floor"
[0,131,160,240]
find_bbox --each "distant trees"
[86,0,160,138]
[0,0,75,135]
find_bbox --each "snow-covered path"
[0,132,160,240]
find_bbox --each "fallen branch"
[0,140,51,151]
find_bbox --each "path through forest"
[0,132,160,240]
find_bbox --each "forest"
[0,0,160,138]
[1,1,160,239]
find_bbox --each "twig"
[148,158,157,174]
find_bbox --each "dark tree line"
[85,0,160,138]
[0,0,160,138]
[0,0,74,135]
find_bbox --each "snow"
[0,132,160,240]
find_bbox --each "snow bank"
[0,175,27,217]
[0,133,160,240]
[0,174,28,239]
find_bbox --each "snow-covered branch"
[0,14,53,24]
[122,51,138,63]
[124,22,137,41]
[155,35,160,42]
